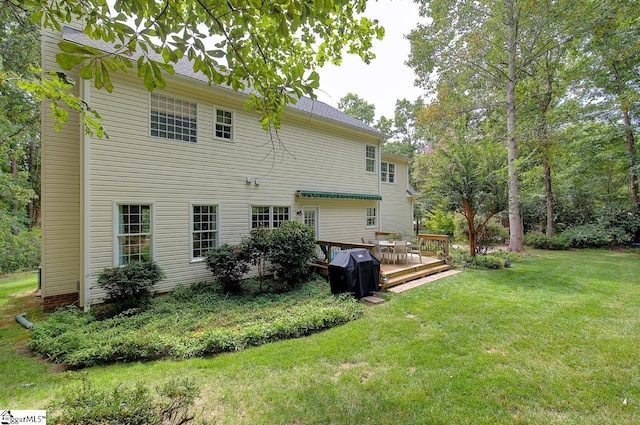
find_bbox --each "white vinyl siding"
[191,204,218,260]
[380,155,413,235]
[251,206,290,229]
[381,162,396,183]
[40,26,82,300]
[214,107,234,141]
[365,144,376,173]
[366,207,377,228]
[150,94,197,143]
[116,204,152,265]
[65,70,383,303]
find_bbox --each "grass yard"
[1,249,640,424]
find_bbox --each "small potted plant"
[379,270,388,285]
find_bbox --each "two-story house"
[40,24,415,308]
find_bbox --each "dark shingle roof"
[62,26,383,136]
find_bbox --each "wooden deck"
[379,255,452,289]
[310,244,453,291]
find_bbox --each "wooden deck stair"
[380,259,452,289]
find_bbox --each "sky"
[315,0,429,120]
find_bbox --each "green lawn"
[2,249,640,424]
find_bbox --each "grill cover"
[328,249,380,298]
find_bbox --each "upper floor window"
[251,206,290,229]
[366,207,377,228]
[192,204,218,260]
[214,108,234,141]
[381,162,396,183]
[116,204,152,265]
[150,94,197,143]
[365,145,376,173]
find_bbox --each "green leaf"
[58,41,96,55]
[208,49,225,58]
[101,62,113,92]
[79,63,93,80]
[143,64,155,91]
[55,53,86,70]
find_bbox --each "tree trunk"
[11,158,19,234]
[612,62,639,209]
[540,57,555,237]
[622,108,638,209]
[506,0,524,252]
[544,152,554,237]
[27,135,41,228]
[464,200,476,257]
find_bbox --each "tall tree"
[574,0,640,209]
[407,0,593,251]
[518,45,569,237]
[0,2,41,228]
[10,0,383,134]
[337,93,376,125]
[374,98,431,161]
[413,128,507,256]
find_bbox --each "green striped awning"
[296,190,382,201]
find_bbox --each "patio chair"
[391,240,409,265]
[409,240,422,263]
[369,240,390,263]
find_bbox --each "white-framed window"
[366,207,377,228]
[381,162,396,183]
[365,145,376,173]
[116,204,152,265]
[191,204,218,260]
[150,94,197,143]
[214,107,234,141]
[251,206,290,229]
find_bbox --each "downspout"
[378,139,383,232]
[81,78,91,311]
[408,165,415,235]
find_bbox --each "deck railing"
[314,240,375,264]
[311,235,448,267]
[417,234,450,257]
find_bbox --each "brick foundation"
[43,292,79,309]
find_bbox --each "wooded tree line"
[0,3,41,273]
[340,0,639,254]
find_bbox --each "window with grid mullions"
[192,205,218,260]
[381,162,395,183]
[117,204,151,265]
[214,108,234,140]
[150,94,197,143]
[365,145,376,173]
[366,207,377,228]
[251,206,290,229]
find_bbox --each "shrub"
[29,279,364,368]
[561,224,613,248]
[475,221,508,254]
[241,227,272,282]
[267,221,316,288]
[454,215,507,254]
[97,261,165,311]
[48,376,203,425]
[424,208,455,236]
[524,232,571,250]
[449,247,518,270]
[205,243,250,293]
